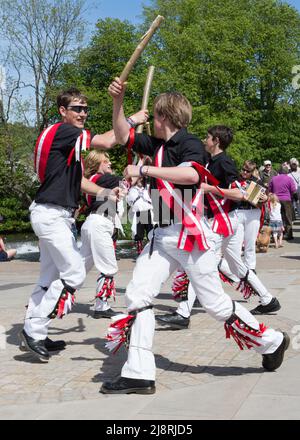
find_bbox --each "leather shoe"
[262,332,290,371]
[45,337,66,351]
[156,312,190,329]
[93,309,120,319]
[100,377,156,394]
[251,297,281,315]
[19,330,49,361]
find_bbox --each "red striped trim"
[85,173,102,206]
[127,128,135,165]
[34,123,62,183]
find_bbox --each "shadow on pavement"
[155,354,264,376]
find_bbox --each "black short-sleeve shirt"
[35,123,94,209]
[88,173,121,214]
[206,151,239,217]
[126,128,208,224]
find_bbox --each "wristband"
[126,117,137,128]
[139,165,145,177]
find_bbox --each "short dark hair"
[207,125,233,150]
[57,87,88,109]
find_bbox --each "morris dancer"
[100,79,288,394]
[21,88,148,361]
[126,158,154,256]
[80,150,124,319]
[235,160,266,272]
[158,129,281,329]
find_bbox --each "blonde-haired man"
[100,79,289,394]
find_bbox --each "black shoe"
[262,332,290,371]
[100,377,156,395]
[45,337,66,351]
[250,297,281,315]
[93,309,120,319]
[19,330,49,361]
[156,312,190,329]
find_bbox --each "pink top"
[269,175,297,202]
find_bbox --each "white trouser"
[80,214,118,312]
[237,208,261,270]
[24,203,86,340]
[121,224,283,380]
[177,211,272,317]
[216,211,272,305]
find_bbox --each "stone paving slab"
[0,224,300,420]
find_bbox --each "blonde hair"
[84,150,109,179]
[153,92,192,129]
[269,193,279,208]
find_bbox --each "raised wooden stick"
[136,65,155,134]
[119,16,164,82]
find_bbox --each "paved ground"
[0,223,300,420]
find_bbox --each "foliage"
[142,0,300,166]
[1,0,300,233]
[0,197,31,233]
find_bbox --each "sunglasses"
[67,105,89,114]
[241,168,252,173]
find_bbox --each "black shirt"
[127,128,207,224]
[35,123,94,209]
[89,173,121,214]
[206,151,239,217]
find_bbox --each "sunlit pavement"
[0,222,300,420]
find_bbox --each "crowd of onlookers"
[259,158,300,244]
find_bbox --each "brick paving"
[0,223,299,418]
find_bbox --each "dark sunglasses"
[241,168,252,173]
[67,105,89,114]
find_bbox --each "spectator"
[289,158,300,215]
[0,236,17,262]
[127,177,154,256]
[259,160,277,189]
[268,193,284,249]
[269,163,298,240]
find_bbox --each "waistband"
[91,210,115,223]
[238,205,258,210]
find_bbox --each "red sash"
[34,123,91,183]
[154,146,212,251]
[86,173,102,207]
[34,123,62,183]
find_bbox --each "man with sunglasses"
[20,88,148,361]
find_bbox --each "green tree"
[55,18,152,174]
[142,0,300,167]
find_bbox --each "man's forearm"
[113,100,130,145]
[81,177,106,197]
[209,186,244,201]
[142,165,199,185]
[91,130,117,150]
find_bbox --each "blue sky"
[85,0,300,27]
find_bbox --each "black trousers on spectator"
[280,200,294,239]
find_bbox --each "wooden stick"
[136,65,155,134]
[119,16,164,82]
